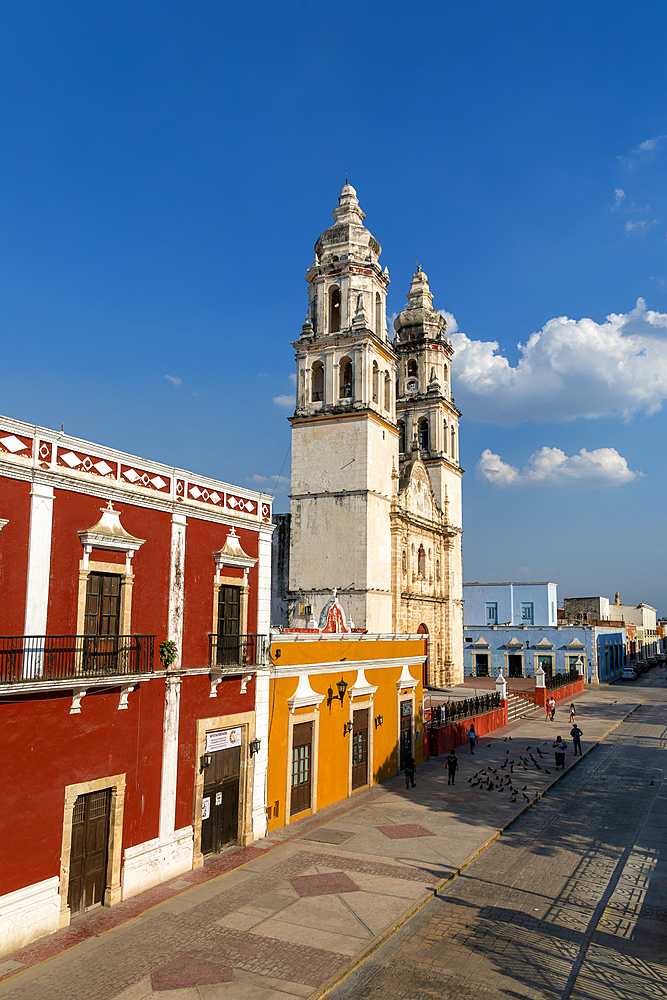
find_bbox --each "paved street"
[0,675,663,1000]
[328,672,667,1000]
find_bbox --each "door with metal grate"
[351,709,369,789]
[290,722,313,815]
[200,746,241,855]
[68,788,111,915]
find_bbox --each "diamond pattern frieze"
[58,449,115,477]
[0,434,30,455]
[226,495,256,514]
[121,465,170,492]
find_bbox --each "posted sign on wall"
[205,727,242,753]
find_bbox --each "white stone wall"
[0,877,60,959]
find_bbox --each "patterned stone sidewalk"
[0,682,647,1000]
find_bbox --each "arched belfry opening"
[340,357,353,399]
[384,371,391,411]
[418,418,429,452]
[311,362,324,402]
[398,420,406,454]
[372,361,379,403]
[329,287,340,333]
[375,292,382,337]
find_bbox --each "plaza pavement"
[0,685,644,1000]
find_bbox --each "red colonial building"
[0,415,273,956]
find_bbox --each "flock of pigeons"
[466,737,555,804]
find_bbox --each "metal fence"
[545,667,580,691]
[209,634,266,668]
[429,692,501,726]
[0,635,155,683]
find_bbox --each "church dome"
[314,182,381,263]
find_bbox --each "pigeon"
[487,786,493,792]
[526,746,531,750]
[509,736,512,740]
[544,769,551,774]
[522,786,527,791]
[504,737,508,741]
[650,781,655,786]
[523,793,530,800]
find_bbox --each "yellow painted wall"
[266,637,424,833]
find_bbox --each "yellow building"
[266,596,425,832]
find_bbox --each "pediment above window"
[213,528,257,583]
[79,501,145,571]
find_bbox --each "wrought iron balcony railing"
[209,634,266,669]
[545,666,580,690]
[428,692,501,726]
[0,635,155,684]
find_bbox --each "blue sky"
[1,1,666,613]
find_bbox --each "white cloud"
[618,135,666,170]
[289,372,297,385]
[611,188,625,210]
[164,374,181,386]
[476,446,641,489]
[450,298,667,425]
[248,473,290,491]
[438,310,459,333]
[625,219,656,233]
[273,394,296,409]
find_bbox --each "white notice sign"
[205,727,242,753]
[202,796,210,821]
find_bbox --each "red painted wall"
[428,704,509,756]
[182,518,260,672]
[47,490,171,640]
[0,477,31,635]
[174,672,256,832]
[0,679,164,896]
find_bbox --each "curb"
[308,701,642,1000]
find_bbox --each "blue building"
[464,582,558,628]
[462,624,626,683]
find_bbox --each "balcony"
[209,634,266,669]
[0,635,155,684]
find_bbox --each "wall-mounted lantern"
[327,677,348,709]
[374,715,384,729]
[199,753,212,774]
[249,737,261,757]
[343,721,353,736]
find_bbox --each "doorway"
[83,573,121,674]
[68,788,111,915]
[399,701,412,770]
[290,722,313,816]
[351,709,369,790]
[508,654,523,678]
[475,654,489,677]
[201,746,241,855]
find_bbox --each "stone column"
[159,673,182,842]
[535,664,546,708]
[24,482,55,678]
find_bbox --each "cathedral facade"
[273,183,463,685]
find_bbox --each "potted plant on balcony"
[159,640,179,671]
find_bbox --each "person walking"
[552,735,567,770]
[545,698,551,722]
[446,750,459,785]
[569,703,576,724]
[570,723,583,756]
[550,697,556,721]
[404,750,416,788]
[467,723,477,755]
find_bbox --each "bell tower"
[288,183,397,631]
[394,266,462,530]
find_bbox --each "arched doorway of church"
[418,623,429,686]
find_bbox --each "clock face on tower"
[406,378,418,394]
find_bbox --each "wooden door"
[290,722,312,816]
[68,788,111,915]
[351,709,369,790]
[217,585,241,665]
[84,573,121,674]
[400,702,412,770]
[201,746,241,856]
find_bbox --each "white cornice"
[271,654,425,678]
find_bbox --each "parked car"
[621,666,638,680]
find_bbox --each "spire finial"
[416,256,421,273]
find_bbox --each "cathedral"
[272,183,464,685]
